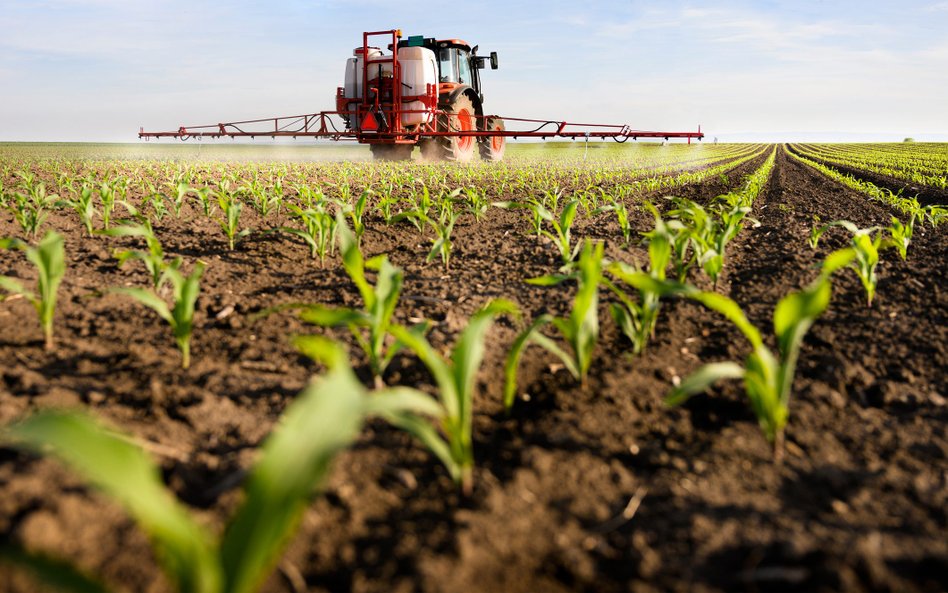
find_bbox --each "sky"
[2,0,947,143]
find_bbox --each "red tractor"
[337,30,505,162]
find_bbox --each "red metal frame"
[139,29,705,145]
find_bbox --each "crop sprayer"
[139,29,704,161]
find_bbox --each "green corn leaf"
[504,314,553,410]
[688,291,763,349]
[382,410,459,482]
[4,412,221,593]
[336,212,372,306]
[774,280,831,354]
[389,325,457,417]
[220,354,368,593]
[529,331,580,379]
[111,287,173,324]
[526,274,571,286]
[452,299,518,429]
[298,306,367,327]
[365,386,444,419]
[821,247,856,277]
[0,276,33,302]
[666,362,746,406]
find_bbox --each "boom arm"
[139,110,703,143]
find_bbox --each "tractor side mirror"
[489,51,499,69]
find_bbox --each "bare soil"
[1,146,946,593]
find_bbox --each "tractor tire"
[433,93,479,163]
[479,117,506,162]
[370,143,414,161]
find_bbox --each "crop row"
[791,143,948,189]
[788,148,946,225]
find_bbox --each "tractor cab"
[397,37,498,103]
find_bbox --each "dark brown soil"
[1,146,946,593]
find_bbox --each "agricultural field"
[0,141,946,593]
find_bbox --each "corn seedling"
[111,262,205,369]
[536,199,582,265]
[810,220,884,306]
[97,182,117,230]
[389,299,517,493]
[275,214,411,385]
[334,184,371,244]
[282,203,336,265]
[0,232,66,350]
[169,181,190,217]
[603,203,671,354]
[0,338,437,593]
[10,181,58,238]
[192,186,215,218]
[623,248,855,462]
[216,187,250,250]
[66,184,97,236]
[886,213,915,260]
[504,241,603,408]
[424,200,459,271]
[103,222,181,290]
[463,186,490,221]
[922,204,946,227]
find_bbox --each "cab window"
[438,48,457,83]
[457,50,473,85]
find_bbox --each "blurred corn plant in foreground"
[0,338,435,593]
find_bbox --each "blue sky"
[2,0,947,142]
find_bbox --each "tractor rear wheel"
[434,93,478,163]
[479,117,506,162]
[370,143,413,161]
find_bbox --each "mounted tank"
[342,46,385,128]
[397,46,437,126]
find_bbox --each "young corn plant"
[462,186,490,221]
[537,199,581,265]
[103,222,181,290]
[0,338,436,593]
[622,248,855,463]
[282,203,336,266]
[97,181,117,230]
[603,196,633,246]
[504,240,603,408]
[10,182,58,238]
[602,204,671,354]
[275,213,410,386]
[886,213,915,261]
[0,232,66,350]
[810,220,884,306]
[169,181,190,217]
[216,188,250,250]
[66,184,97,236]
[388,299,517,494]
[424,200,459,271]
[334,185,371,245]
[192,186,215,218]
[111,262,205,369]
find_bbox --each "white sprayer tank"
[397,46,437,126]
[342,45,437,129]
